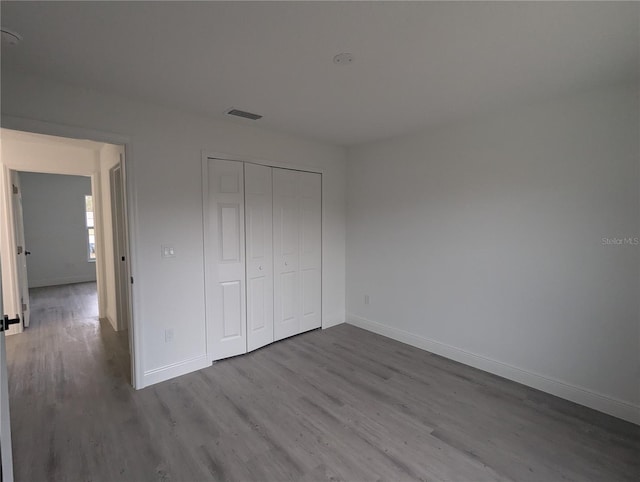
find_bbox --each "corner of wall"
[347,313,640,426]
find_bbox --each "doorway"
[0,128,135,386]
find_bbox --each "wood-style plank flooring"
[6,282,639,481]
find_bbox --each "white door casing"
[244,164,274,352]
[205,159,247,360]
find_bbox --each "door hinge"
[130,276,134,284]
[12,184,18,194]
[17,246,23,255]
[22,303,27,312]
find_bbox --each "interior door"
[0,255,16,482]
[10,172,29,329]
[244,164,274,352]
[273,168,301,341]
[110,164,130,333]
[299,171,322,332]
[205,159,247,360]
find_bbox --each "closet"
[204,158,322,362]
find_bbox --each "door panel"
[1,255,15,482]
[245,164,274,352]
[273,169,301,341]
[219,204,242,262]
[248,277,266,330]
[206,160,247,360]
[298,171,322,332]
[11,172,28,330]
[221,281,242,338]
[110,164,130,333]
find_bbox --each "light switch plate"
[162,245,176,258]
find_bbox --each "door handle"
[25,251,31,255]
[258,266,263,271]
[1,314,20,332]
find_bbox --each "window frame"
[85,194,96,262]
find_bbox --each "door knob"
[25,251,31,255]
[284,261,288,266]
[258,266,263,271]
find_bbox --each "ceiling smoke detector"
[226,108,263,121]
[1,28,23,46]
[333,53,354,65]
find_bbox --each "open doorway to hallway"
[0,128,135,386]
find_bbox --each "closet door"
[245,164,274,352]
[299,171,322,332]
[205,159,247,361]
[273,169,301,341]
[273,168,322,341]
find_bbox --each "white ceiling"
[1,1,638,146]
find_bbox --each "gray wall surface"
[20,172,96,287]
[347,84,639,419]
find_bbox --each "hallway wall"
[20,172,96,288]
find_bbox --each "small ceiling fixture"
[226,108,263,121]
[333,53,354,65]
[1,28,22,46]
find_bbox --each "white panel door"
[10,172,29,330]
[244,164,274,352]
[205,159,247,361]
[273,169,300,341]
[299,171,322,332]
[1,254,15,482]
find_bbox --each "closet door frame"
[201,151,324,362]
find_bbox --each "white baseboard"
[322,313,345,329]
[29,275,97,288]
[99,316,118,332]
[347,314,640,425]
[141,354,210,388]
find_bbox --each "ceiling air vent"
[226,108,263,121]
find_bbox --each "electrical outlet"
[165,328,174,343]
[364,294,370,305]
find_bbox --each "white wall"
[347,85,639,424]
[1,70,347,387]
[20,172,96,288]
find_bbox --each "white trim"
[0,115,141,389]
[28,276,98,289]
[2,116,130,146]
[201,149,325,175]
[100,316,118,333]
[141,354,210,388]
[347,313,640,425]
[0,165,23,335]
[321,313,344,330]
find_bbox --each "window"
[85,195,96,261]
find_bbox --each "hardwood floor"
[6,283,639,481]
